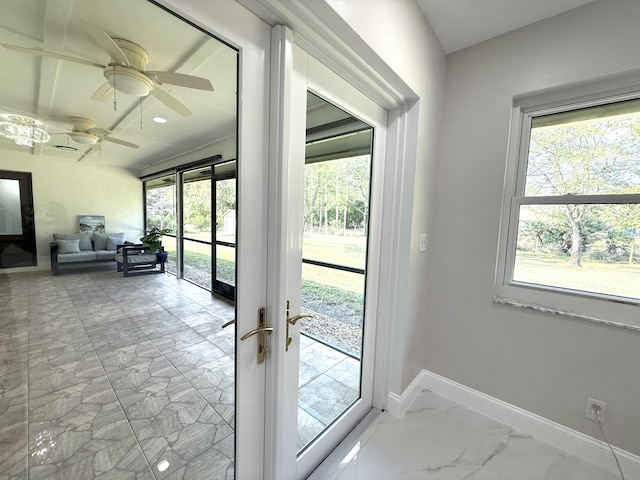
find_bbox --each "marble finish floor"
[312,390,621,480]
[0,269,361,480]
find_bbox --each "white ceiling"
[416,0,597,54]
[0,0,237,172]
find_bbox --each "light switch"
[419,233,427,252]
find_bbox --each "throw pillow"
[78,232,92,251]
[56,238,81,254]
[107,233,125,251]
[93,233,108,250]
[53,232,91,250]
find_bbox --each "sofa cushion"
[53,232,92,251]
[107,233,125,251]
[116,253,157,264]
[95,250,118,261]
[57,251,98,263]
[94,232,124,250]
[93,233,109,250]
[56,238,81,254]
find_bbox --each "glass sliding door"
[143,173,177,273]
[144,161,236,299]
[182,166,214,289]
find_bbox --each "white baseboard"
[387,369,640,479]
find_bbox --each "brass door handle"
[240,307,271,364]
[285,300,313,351]
[287,314,313,325]
[240,326,274,341]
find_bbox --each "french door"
[261,27,387,479]
[152,4,388,478]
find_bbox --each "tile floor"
[1,269,626,480]
[0,268,361,480]
[311,390,622,480]
[297,335,360,450]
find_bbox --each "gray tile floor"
[0,268,361,479]
[1,269,236,480]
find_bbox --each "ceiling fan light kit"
[68,131,99,145]
[105,65,153,96]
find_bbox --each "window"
[497,93,640,325]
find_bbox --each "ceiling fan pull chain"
[112,66,117,111]
[139,98,143,130]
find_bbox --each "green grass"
[303,233,366,269]
[514,251,639,300]
[166,232,367,317]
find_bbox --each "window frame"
[495,87,640,329]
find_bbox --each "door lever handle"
[287,313,313,325]
[239,307,271,364]
[285,300,314,351]
[240,326,274,341]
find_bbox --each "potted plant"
[140,227,172,262]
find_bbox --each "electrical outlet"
[419,234,427,252]
[585,397,607,422]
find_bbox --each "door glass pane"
[216,244,236,287]
[163,234,177,275]
[0,179,22,234]
[215,169,236,289]
[183,237,213,289]
[144,174,176,232]
[183,168,213,289]
[298,92,372,452]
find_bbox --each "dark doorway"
[0,170,36,268]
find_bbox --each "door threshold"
[305,408,384,480]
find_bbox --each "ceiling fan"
[1,22,213,117]
[53,116,139,149]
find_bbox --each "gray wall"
[426,0,640,455]
[331,0,640,457]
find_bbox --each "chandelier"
[0,115,50,146]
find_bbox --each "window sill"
[493,295,640,333]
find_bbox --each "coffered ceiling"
[0,0,238,172]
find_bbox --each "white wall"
[326,0,447,392]
[0,151,143,273]
[427,0,640,456]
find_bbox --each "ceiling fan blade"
[150,88,193,117]
[86,127,111,136]
[2,44,105,68]
[78,21,129,67]
[146,71,214,91]
[91,82,113,101]
[101,136,139,149]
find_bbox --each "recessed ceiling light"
[153,117,167,124]
[157,459,170,472]
[55,145,78,151]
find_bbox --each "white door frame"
[265,24,392,480]
[237,0,421,414]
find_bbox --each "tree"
[527,117,640,266]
